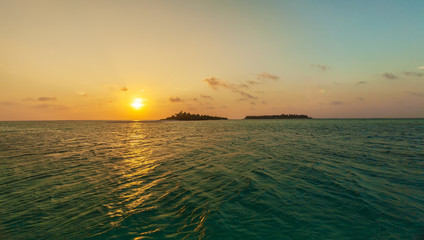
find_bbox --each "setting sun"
[131,98,144,110]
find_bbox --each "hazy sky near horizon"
[0,0,423,120]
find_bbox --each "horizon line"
[1,117,424,122]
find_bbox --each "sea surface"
[1,119,423,239]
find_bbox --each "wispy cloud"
[257,72,279,81]
[246,72,280,86]
[406,91,424,97]
[22,97,57,102]
[204,77,229,90]
[200,94,213,100]
[31,104,69,110]
[0,101,18,106]
[38,97,57,102]
[204,76,257,100]
[239,91,257,99]
[403,71,423,77]
[330,101,343,105]
[121,86,128,92]
[169,97,184,103]
[381,73,397,80]
[246,80,261,85]
[312,64,329,71]
[356,81,367,85]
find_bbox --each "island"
[164,111,228,121]
[244,114,312,119]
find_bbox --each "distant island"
[164,111,228,121]
[244,114,312,119]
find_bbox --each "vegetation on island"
[164,111,228,121]
[244,114,312,119]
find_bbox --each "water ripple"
[0,120,423,239]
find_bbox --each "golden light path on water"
[105,122,158,228]
[100,122,210,239]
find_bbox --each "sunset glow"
[0,1,423,120]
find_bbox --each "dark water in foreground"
[1,119,423,239]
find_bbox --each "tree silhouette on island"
[164,111,312,120]
[164,111,227,121]
[245,114,312,119]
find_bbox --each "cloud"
[356,81,367,85]
[204,77,228,90]
[381,73,397,79]
[403,71,423,77]
[330,101,343,105]
[246,80,260,85]
[204,76,257,100]
[0,101,17,106]
[200,94,213,100]
[31,104,69,110]
[312,64,329,71]
[239,91,257,99]
[38,97,57,101]
[406,91,424,97]
[22,97,57,102]
[169,97,184,103]
[418,66,424,69]
[257,72,279,81]
[245,72,279,86]
[357,97,366,101]
[121,86,128,92]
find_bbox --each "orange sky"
[1,1,423,120]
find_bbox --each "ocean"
[1,119,423,239]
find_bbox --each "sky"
[0,0,423,120]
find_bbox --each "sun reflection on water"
[101,121,211,239]
[106,122,161,227]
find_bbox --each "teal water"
[1,119,423,239]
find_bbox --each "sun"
[131,98,144,110]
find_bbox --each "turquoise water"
[1,119,423,239]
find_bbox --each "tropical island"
[164,111,228,121]
[244,114,312,119]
